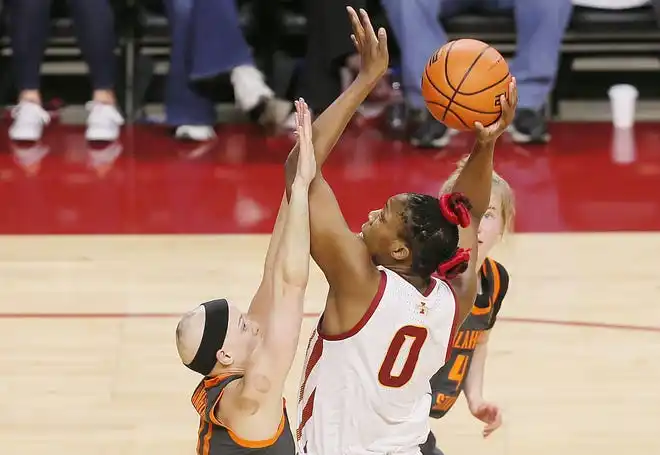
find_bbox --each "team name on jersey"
[452,329,482,351]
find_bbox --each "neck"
[388,264,430,292]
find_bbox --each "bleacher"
[1,0,659,119]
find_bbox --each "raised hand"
[475,77,518,143]
[346,7,389,82]
[294,98,317,186]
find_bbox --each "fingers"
[502,77,517,114]
[474,121,485,132]
[346,7,365,48]
[350,34,359,51]
[294,98,313,145]
[359,8,378,45]
[482,408,502,438]
[294,99,308,142]
[377,27,388,53]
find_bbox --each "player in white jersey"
[284,8,517,455]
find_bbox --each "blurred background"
[0,0,659,454]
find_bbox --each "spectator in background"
[291,0,366,124]
[163,0,291,142]
[381,0,573,147]
[7,0,124,142]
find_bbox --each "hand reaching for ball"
[475,78,518,143]
[346,7,389,82]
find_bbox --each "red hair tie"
[439,193,471,228]
[436,248,471,279]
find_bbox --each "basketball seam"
[442,44,491,122]
[440,41,459,92]
[423,70,502,115]
[425,102,471,129]
[458,71,511,96]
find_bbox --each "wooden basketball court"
[1,233,658,455]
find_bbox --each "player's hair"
[441,156,516,234]
[401,192,472,280]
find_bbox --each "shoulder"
[192,374,244,426]
[483,258,509,302]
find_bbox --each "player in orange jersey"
[174,101,317,455]
[422,162,516,455]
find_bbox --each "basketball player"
[421,162,516,455]
[174,101,316,455]
[284,7,518,455]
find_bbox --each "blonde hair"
[440,156,516,234]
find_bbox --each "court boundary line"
[0,312,658,333]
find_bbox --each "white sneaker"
[174,125,216,142]
[8,101,51,141]
[85,102,124,142]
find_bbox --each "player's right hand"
[346,7,389,82]
[469,400,503,438]
[474,77,518,143]
[294,98,317,185]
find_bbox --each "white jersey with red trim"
[296,266,459,455]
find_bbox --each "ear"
[216,350,233,367]
[390,239,410,262]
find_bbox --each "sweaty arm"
[283,9,387,312]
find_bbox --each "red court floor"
[1,121,659,234]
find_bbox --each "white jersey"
[296,267,459,455]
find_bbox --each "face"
[216,304,262,368]
[360,194,410,265]
[477,191,505,266]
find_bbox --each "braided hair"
[400,192,472,280]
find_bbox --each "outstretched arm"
[449,79,517,322]
[283,8,388,306]
[247,194,288,325]
[239,102,317,413]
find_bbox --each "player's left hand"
[469,400,503,438]
[474,77,518,143]
[294,98,317,185]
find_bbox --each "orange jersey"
[192,374,295,455]
[429,258,509,417]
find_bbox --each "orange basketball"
[421,39,511,131]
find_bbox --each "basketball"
[421,39,512,131]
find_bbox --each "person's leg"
[490,0,572,110]
[68,0,124,141]
[484,0,572,143]
[380,0,468,148]
[7,0,52,141]
[380,0,465,111]
[420,430,445,455]
[163,0,217,129]
[297,0,365,115]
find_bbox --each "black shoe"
[410,114,451,149]
[509,108,550,144]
